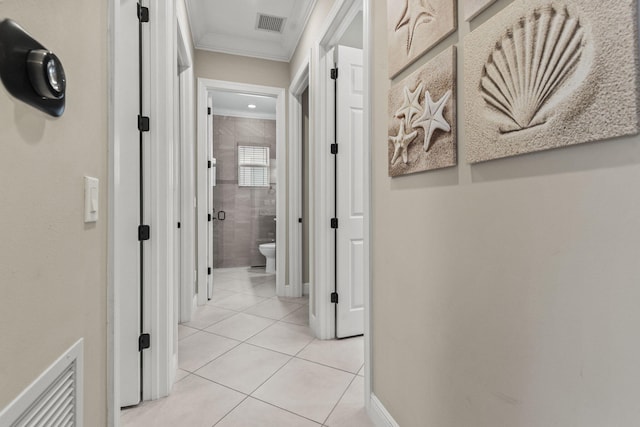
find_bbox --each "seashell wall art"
[387,0,457,78]
[464,0,640,164]
[388,46,456,177]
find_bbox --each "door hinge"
[177,222,181,229]
[208,267,212,275]
[207,107,212,115]
[330,68,338,80]
[331,218,338,229]
[208,160,212,169]
[138,225,150,241]
[137,4,149,22]
[330,143,338,155]
[208,214,212,222]
[138,115,150,132]
[298,217,303,223]
[138,333,150,351]
[331,292,339,303]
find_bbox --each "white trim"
[369,394,400,427]
[303,282,310,295]
[144,0,176,400]
[177,12,196,325]
[363,0,373,414]
[211,108,276,121]
[107,0,118,423]
[288,56,310,299]
[197,78,287,300]
[289,0,319,62]
[192,44,290,63]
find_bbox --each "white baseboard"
[369,393,400,427]
[303,282,310,295]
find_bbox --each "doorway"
[304,0,366,341]
[197,79,287,305]
[209,90,279,276]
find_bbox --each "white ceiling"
[186,0,317,62]
[210,91,277,120]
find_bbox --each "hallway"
[121,268,372,427]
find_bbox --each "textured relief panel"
[387,0,457,78]
[463,0,496,21]
[388,46,456,177]
[464,0,640,163]
[481,6,585,134]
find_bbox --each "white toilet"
[259,242,276,273]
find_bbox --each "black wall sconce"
[0,19,66,117]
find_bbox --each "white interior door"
[207,98,214,299]
[117,0,142,407]
[172,56,182,383]
[335,45,365,338]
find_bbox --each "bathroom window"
[238,145,270,187]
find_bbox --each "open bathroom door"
[334,45,365,338]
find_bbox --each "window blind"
[238,146,270,187]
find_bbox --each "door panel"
[117,0,142,407]
[335,45,364,338]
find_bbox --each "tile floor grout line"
[245,354,295,395]
[294,355,362,375]
[248,394,324,426]
[186,338,243,374]
[242,340,310,358]
[204,318,277,343]
[210,394,251,427]
[292,332,317,357]
[190,371,253,397]
[322,373,359,426]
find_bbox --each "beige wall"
[289,0,336,77]
[194,50,290,89]
[0,1,108,425]
[372,1,640,426]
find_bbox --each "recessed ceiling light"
[248,104,257,109]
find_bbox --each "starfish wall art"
[388,47,457,177]
[464,0,640,163]
[387,0,457,78]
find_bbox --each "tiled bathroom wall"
[212,115,277,268]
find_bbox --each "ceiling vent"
[256,14,286,33]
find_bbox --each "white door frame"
[310,0,373,412]
[196,78,287,303]
[142,0,177,402]
[288,57,310,301]
[177,17,196,324]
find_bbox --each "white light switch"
[84,176,99,223]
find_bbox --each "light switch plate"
[84,176,99,223]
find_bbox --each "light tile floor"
[121,267,374,427]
